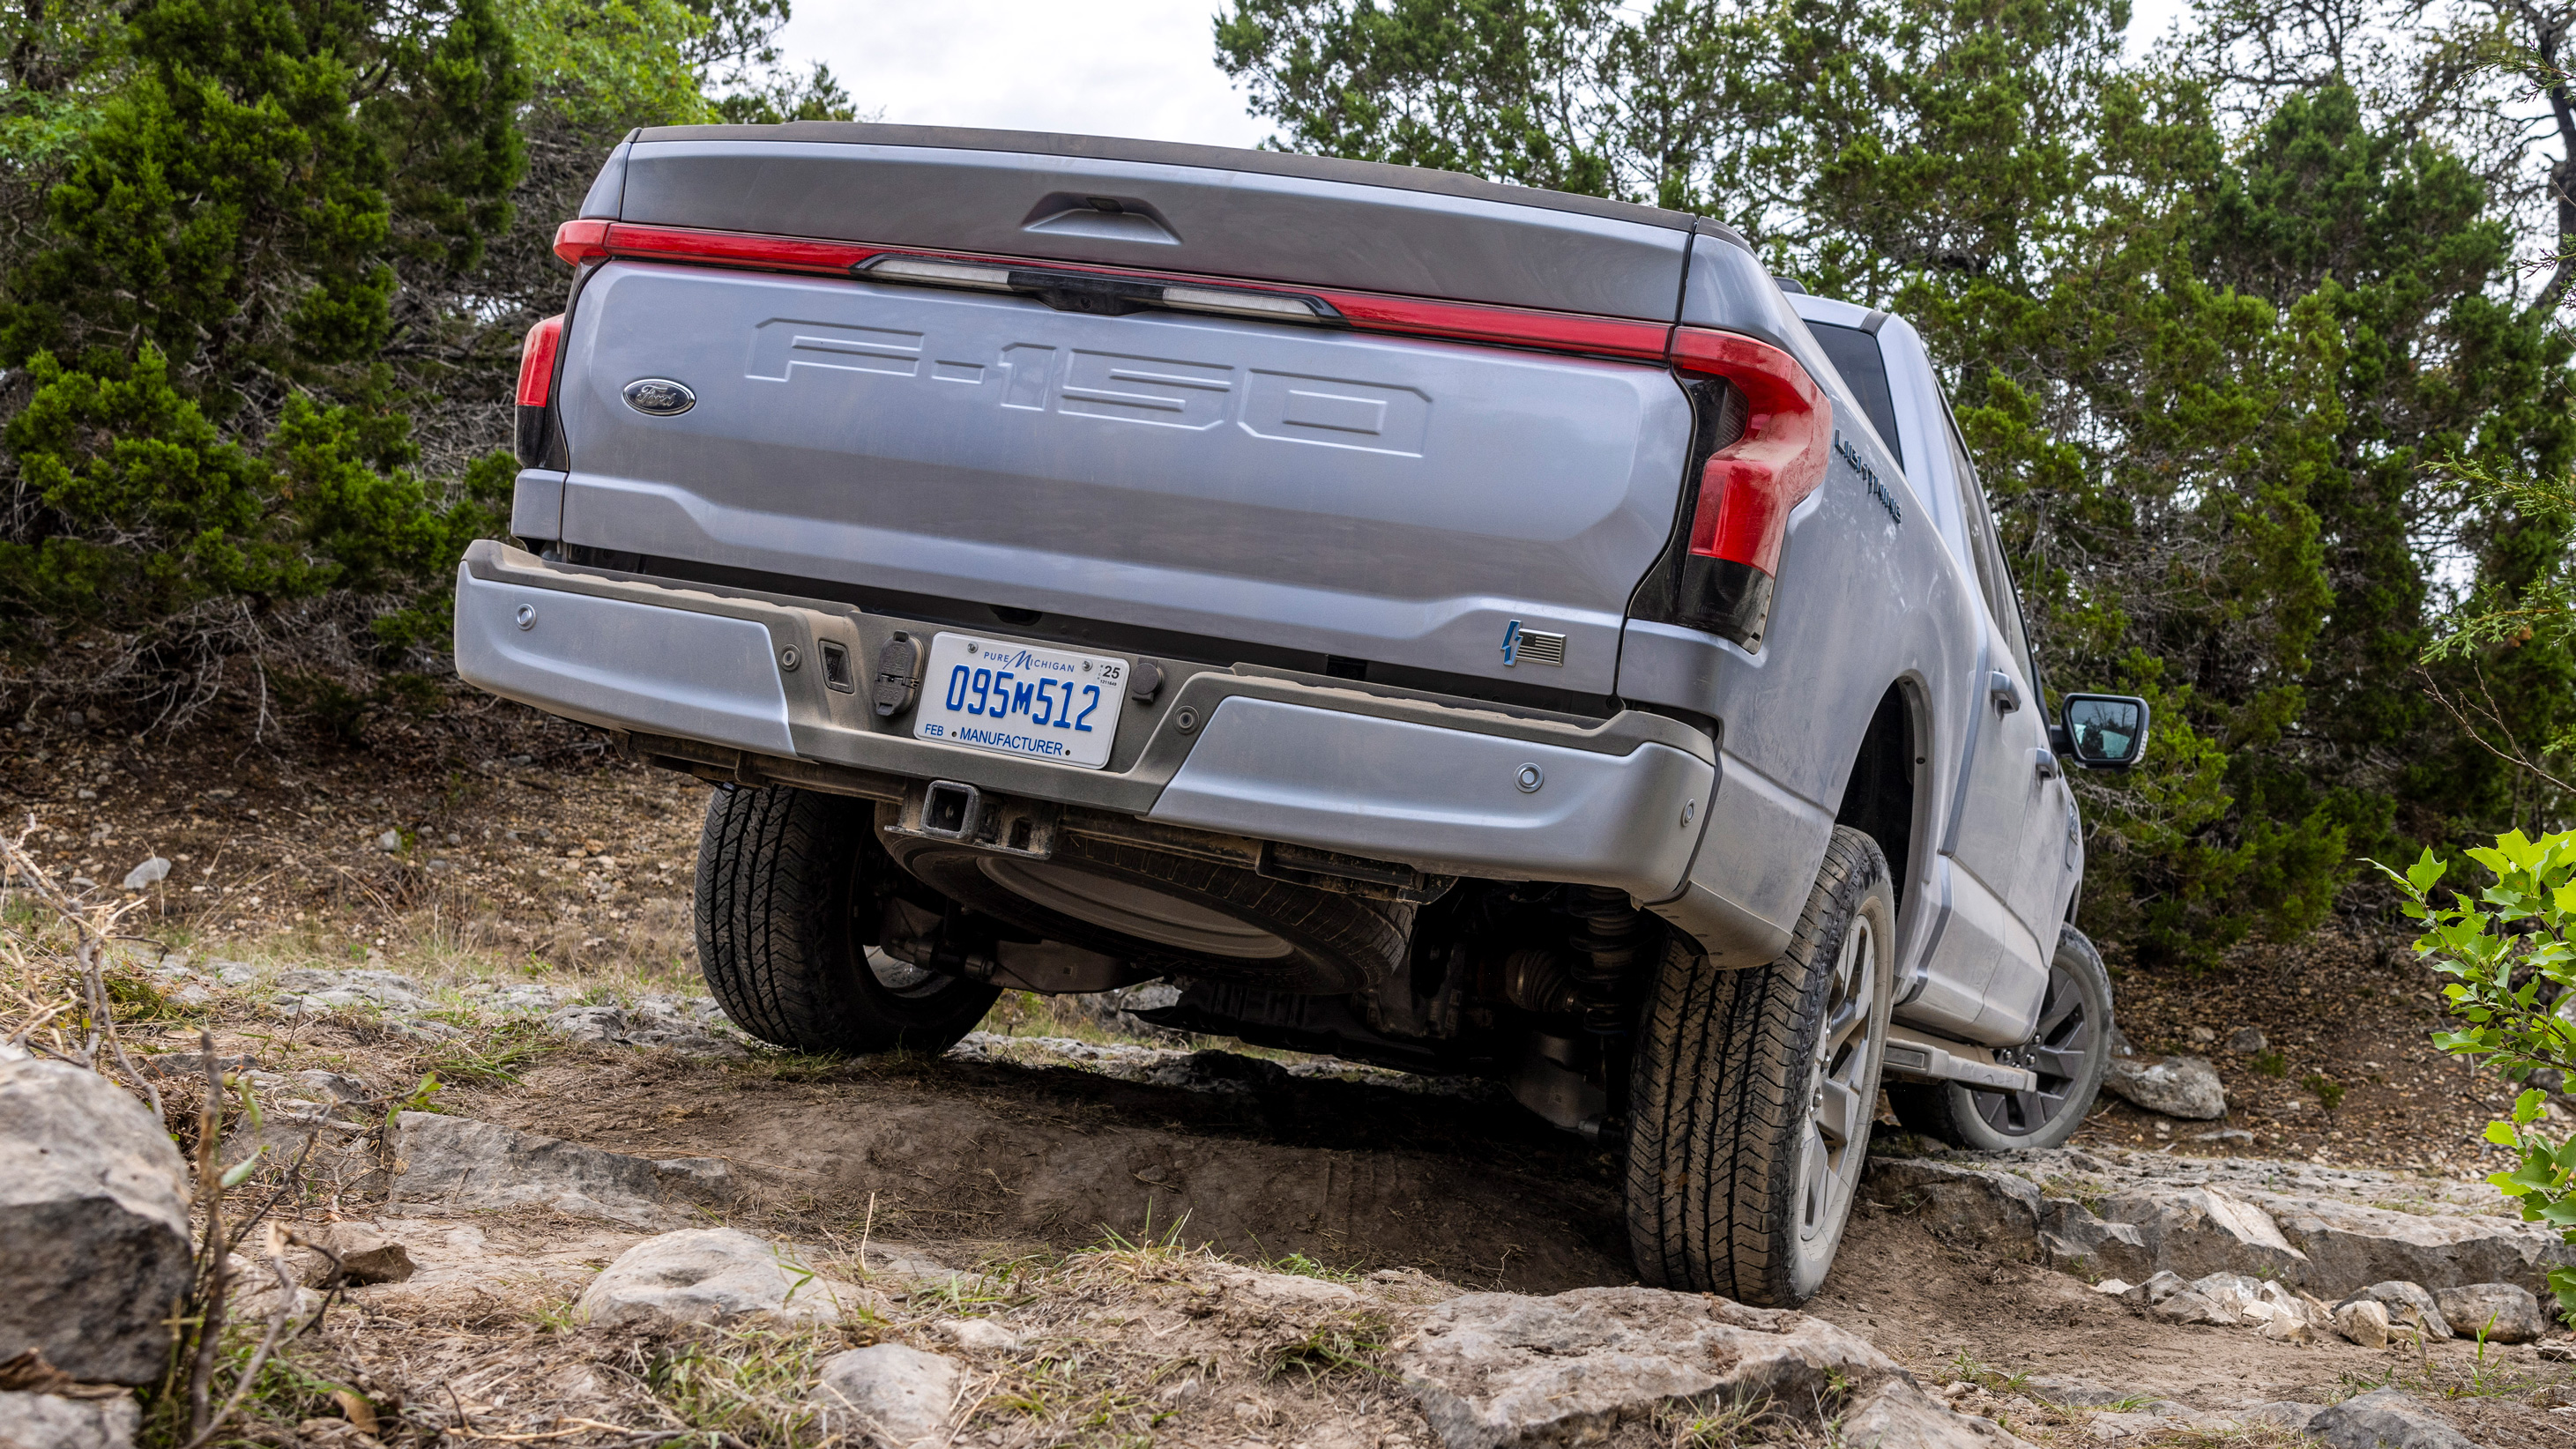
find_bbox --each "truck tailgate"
[552,262,1694,696]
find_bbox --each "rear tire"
[1624,825,1896,1306]
[695,785,999,1054]
[1889,925,2112,1151]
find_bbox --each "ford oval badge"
[622,378,695,416]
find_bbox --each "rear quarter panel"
[1623,240,1986,982]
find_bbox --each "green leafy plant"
[2302,1074,2346,1111]
[2253,1048,2289,1078]
[2374,832,2576,1316]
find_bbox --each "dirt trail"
[455,1051,1634,1293]
[449,1042,2563,1433]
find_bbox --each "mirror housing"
[2057,694,2149,769]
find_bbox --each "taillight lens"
[515,314,564,465]
[552,219,610,266]
[1667,328,1829,648]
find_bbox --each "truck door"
[1904,405,2067,1044]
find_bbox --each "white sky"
[774,0,2201,151]
[772,1,1272,148]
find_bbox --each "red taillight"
[553,218,884,276]
[516,314,564,406]
[1671,328,1828,575]
[515,314,565,467]
[1315,291,1671,362]
[553,218,610,266]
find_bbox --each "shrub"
[2376,832,2576,1316]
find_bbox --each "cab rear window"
[1805,321,1902,470]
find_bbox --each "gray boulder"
[0,1390,140,1449]
[2225,1026,2266,1053]
[300,1222,415,1288]
[2305,1387,2473,1449]
[2101,1054,2227,1119]
[1391,1286,2029,1449]
[2331,1297,2391,1349]
[2340,1282,2453,1341]
[2095,1185,2309,1285]
[389,1112,733,1228]
[809,1343,960,1445]
[2430,1282,2548,1344]
[2252,1193,2572,1297]
[0,1061,193,1386]
[576,1229,847,1328]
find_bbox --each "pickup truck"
[456,122,2152,1305]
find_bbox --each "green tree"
[0,0,526,718]
[1217,0,2576,964]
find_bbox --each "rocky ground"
[4,701,2576,1447]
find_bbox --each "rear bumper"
[455,540,1717,899]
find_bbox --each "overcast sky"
[773,0,2200,152]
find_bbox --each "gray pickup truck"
[457,123,2151,1304]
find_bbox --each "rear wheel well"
[1833,684,1917,910]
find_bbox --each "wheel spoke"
[1798,1124,1833,1230]
[2034,976,2081,1037]
[1815,1075,1861,1148]
[2025,1046,2086,1080]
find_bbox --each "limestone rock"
[0,1061,193,1386]
[934,1318,1019,1351]
[2332,1297,2390,1349]
[2251,1193,2571,1297]
[809,1343,960,1445]
[2183,1271,2264,1324]
[292,1071,371,1106]
[2096,1186,2308,1285]
[2256,1310,2313,1345]
[2340,1282,2453,1341]
[0,1389,140,1449]
[547,999,747,1059]
[1390,1285,2020,1449]
[2225,1026,2266,1053]
[272,969,430,1014]
[2037,1199,2153,1282]
[2430,1282,2547,1344]
[2305,1387,2473,1449]
[2101,1054,2226,1119]
[2227,1401,2324,1431]
[301,1222,415,1287]
[2152,1289,2229,1326]
[576,1229,847,1329]
[1859,1158,2042,1250]
[854,1244,964,1299]
[1836,1378,2039,1449]
[389,1112,733,1228]
[2139,1271,2188,1304]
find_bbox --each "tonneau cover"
[597,123,1710,321]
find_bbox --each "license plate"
[912,632,1126,769]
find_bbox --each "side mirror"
[2057,694,2149,770]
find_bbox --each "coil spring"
[1567,884,1645,1036]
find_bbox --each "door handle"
[1989,671,2021,714]
[2034,747,2059,779]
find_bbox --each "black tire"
[1889,925,2113,1151]
[890,830,1411,994]
[695,784,1000,1054]
[1625,825,1897,1306]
